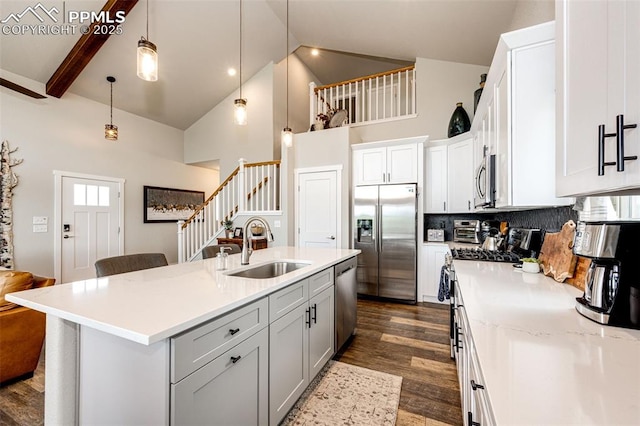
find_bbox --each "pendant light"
[105,76,118,141]
[281,0,293,147]
[137,0,158,81]
[234,0,247,125]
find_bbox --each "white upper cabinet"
[473,21,572,209]
[448,138,474,213]
[353,138,422,186]
[425,135,474,213]
[425,145,448,213]
[556,0,640,196]
[353,147,387,185]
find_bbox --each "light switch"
[33,224,48,233]
[273,220,281,228]
[33,216,48,225]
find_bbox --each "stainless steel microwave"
[474,148,496,208]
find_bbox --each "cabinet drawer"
[171,298,268,383]
[171,327,269,426]
[269,279,308,322]
[308,267,334,297]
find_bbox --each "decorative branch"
[1,140,23,269]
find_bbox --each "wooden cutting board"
[566,256,591,292]
[539,220,578,282]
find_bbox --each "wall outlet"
[33,216,48,225]
[33,224,48,233]
[273,220,281,228]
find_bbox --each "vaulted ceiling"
[0,0,551,130]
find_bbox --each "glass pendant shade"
[137,38,158,81]
[105,124,118,141]
[281,127,293,147]
[234,98,247,125]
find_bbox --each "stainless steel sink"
[226,261,310,279]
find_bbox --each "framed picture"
[234,227,243,238]
[143,186,204,223]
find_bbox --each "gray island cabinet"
[6,247,359,426]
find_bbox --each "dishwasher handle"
[336,264,354,278]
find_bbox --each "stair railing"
[177,159,280,262]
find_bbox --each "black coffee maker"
[574,221,640,329]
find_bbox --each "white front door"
[60,175,122,282]
[296,169,339,249]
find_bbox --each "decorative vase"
[448,102,471,138]
[225,229,233,238]
[473,73,487,113]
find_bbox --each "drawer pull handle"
[229,328,240,336]
[311,304,317,324]
[616,114,638,172]
[598,124,617,176]
[471,379,485,391]
[230,355,242,364]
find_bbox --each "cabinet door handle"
[305,308,311,328]
[229,328,240,336]
[598,124,617,176]
[468,411,481,426]
[471,379,485,391]
[468,200,471,210]
[616,114,638,172]
[230,355,242,364]
[311,304,317,324]
[443,201,446,211]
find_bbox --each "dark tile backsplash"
[424,206,579,242]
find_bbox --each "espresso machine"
[574,221,640,329]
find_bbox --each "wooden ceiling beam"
[46,0,138,98]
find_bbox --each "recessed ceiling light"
[311,48,320,56]
[228,68,237,76]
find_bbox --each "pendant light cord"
[110,80,113,125]
[286,0,289,128]
[146,0,149,40]
[239,0,243,100]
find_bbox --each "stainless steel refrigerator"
[353,184,417,302]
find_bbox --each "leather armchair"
[0,273,55,385]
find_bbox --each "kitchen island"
[453,260,640,425]
[7,247,359,425]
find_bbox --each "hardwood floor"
[0,299,461,426]
[336,299,462,426]
[0,355,44,426]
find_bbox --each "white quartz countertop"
[453,260,640,425]
[7,247,359,345]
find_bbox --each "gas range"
[451,247,521,263]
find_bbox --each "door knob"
[327,236,336,240]
[63,235,73,239]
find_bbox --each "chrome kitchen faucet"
[241,217,274,265]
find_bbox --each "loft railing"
[177,159,280,263]
[310,65,416,128]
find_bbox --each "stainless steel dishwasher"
[335,256,357,351]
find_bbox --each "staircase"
[177,159,281,263]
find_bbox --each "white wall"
[352,58,489,143]
[508,0,554,32]
[184,63,276,178]
[0,71,218,277]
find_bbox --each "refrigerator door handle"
[377,203,382,253]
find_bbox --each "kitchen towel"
[438,265,450,301]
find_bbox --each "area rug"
[281,361,403,426]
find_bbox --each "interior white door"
[297,170,338,249]
[61,176,121,282]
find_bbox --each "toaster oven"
[453,220,480,244]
